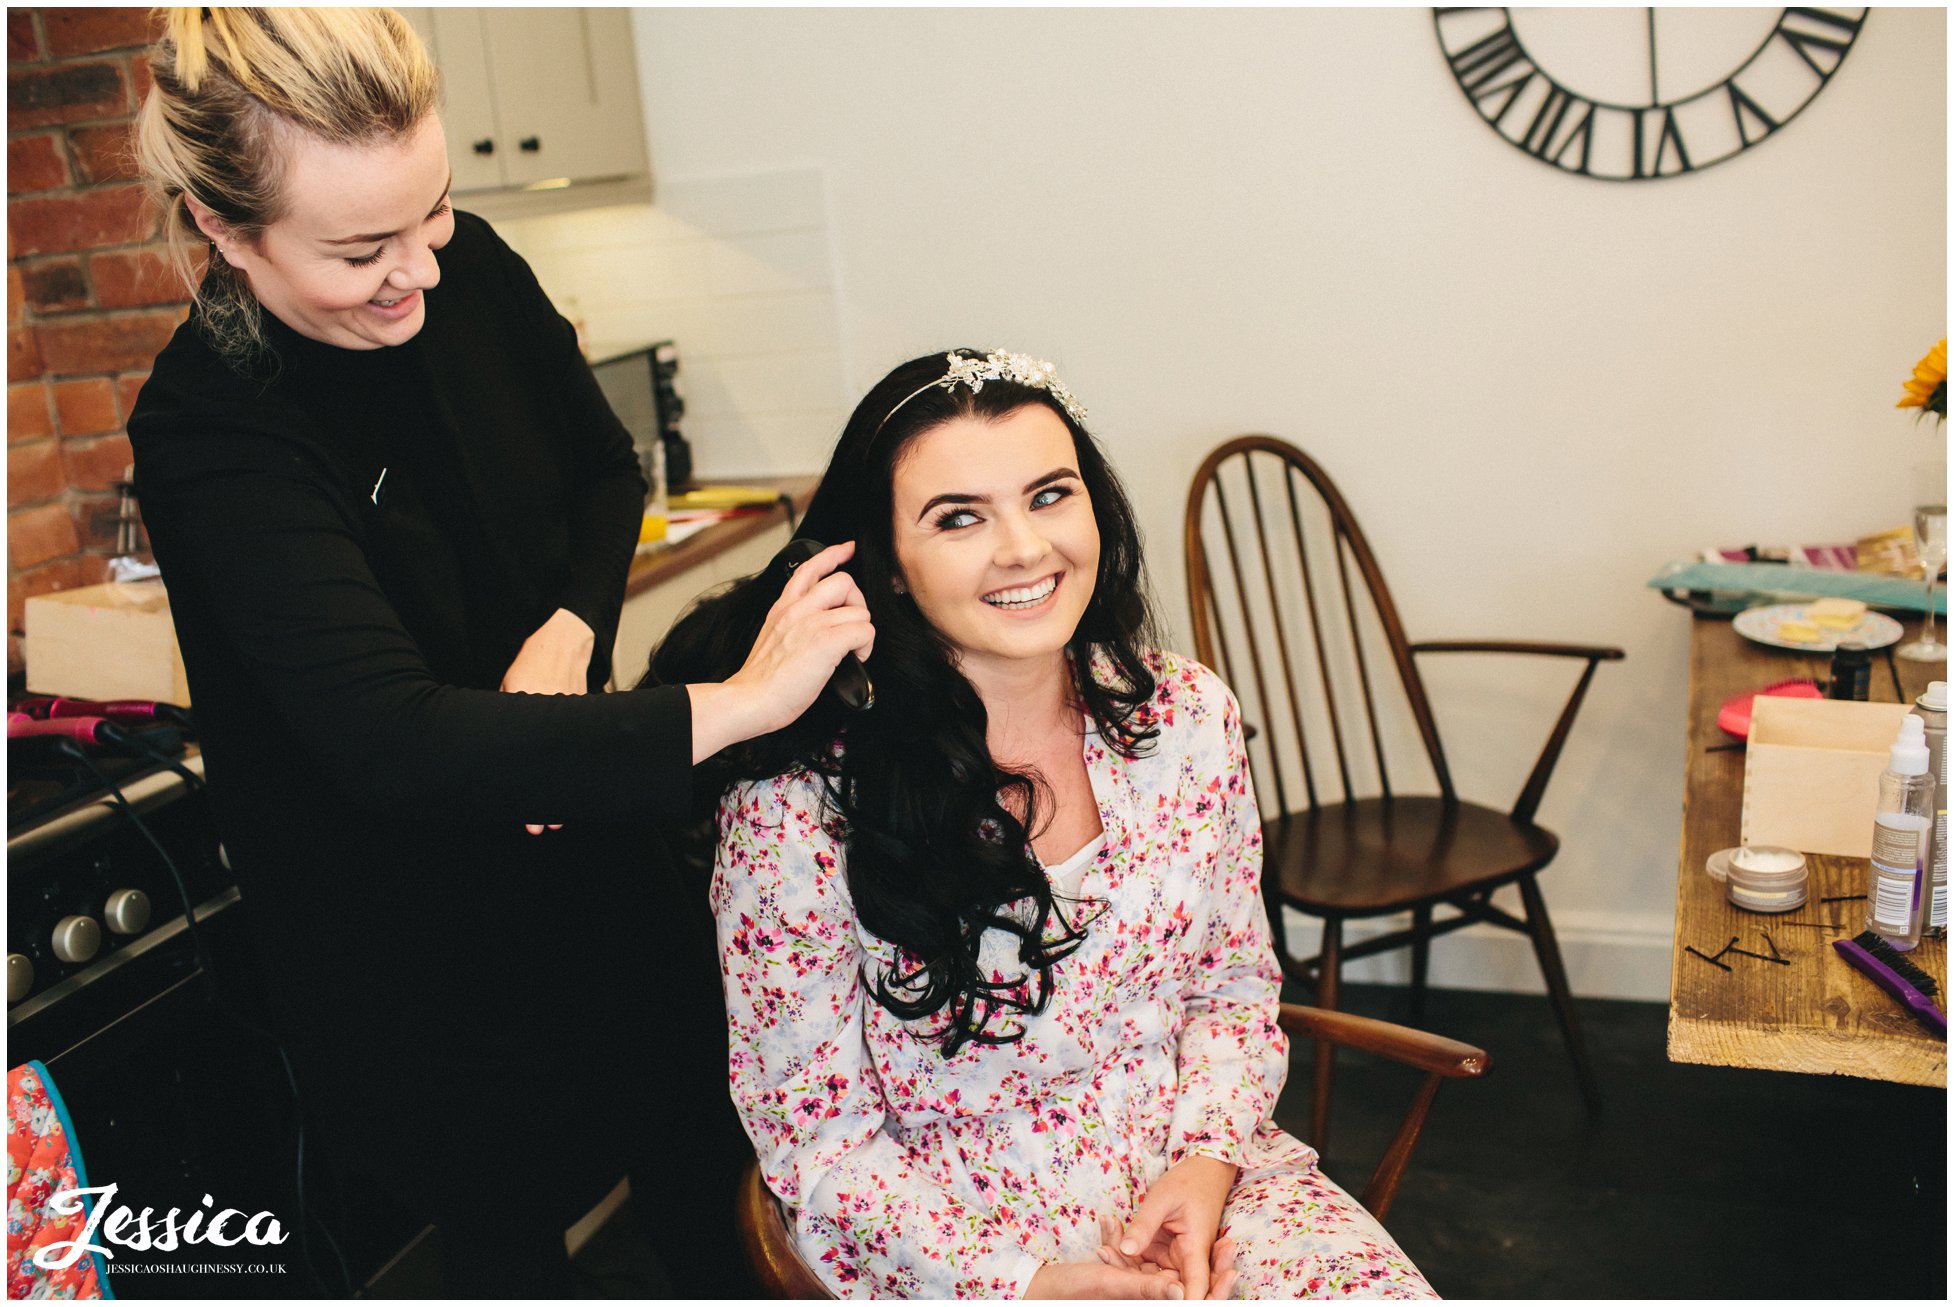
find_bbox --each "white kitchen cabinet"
[398,8,649,195]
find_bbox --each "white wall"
[495,171,850,477]
[551,6,1942,999]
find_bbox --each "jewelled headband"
[877,349,1089,432]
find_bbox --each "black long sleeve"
[464,218,647,681]
[134,405,686,824]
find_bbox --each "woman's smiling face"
[889,402,1100,682]
[202,113,455,350]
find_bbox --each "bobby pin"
[1725,946,1792,966]
[1686,945,1733,972]
[1761,932,1785,960]
[1696,936,1739,964]
[1778,919,1847,931]
[1820,894,1867,904]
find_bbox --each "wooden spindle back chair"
[1183,435,1621,1146]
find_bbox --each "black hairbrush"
[771,537,874,711]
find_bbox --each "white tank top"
[1041,832,1105,900]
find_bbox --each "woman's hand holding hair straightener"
[687,540,875,764]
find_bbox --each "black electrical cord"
[54,738,220,996]
[53,738,356,1297]
[96,721,203,793]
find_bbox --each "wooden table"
[1669,615,1946,1086]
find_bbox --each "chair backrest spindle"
[1197,551,1238,691]
[1209,475,1291,817]
[1274,461,1334,808]
[1243,455,1320,812]
[1334,532,1392,802]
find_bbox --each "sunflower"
[1896,338,1946,419]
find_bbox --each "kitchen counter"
[610,475,819,688]
[623,476,818,599]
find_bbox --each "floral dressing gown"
[712,651,1435,1299]
[7,1062,108,1299]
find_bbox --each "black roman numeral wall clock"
[1434,7,1867,180]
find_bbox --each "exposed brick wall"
[7,8,186,676]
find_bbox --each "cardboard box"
[23,581,190,706]
[1742,696,1910,857]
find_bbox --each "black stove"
[7,711,421,1296]
[8,744,176,834]
[7,746,227,1030]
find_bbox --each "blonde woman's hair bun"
[157,8,209,91]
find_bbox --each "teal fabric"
[24,1059,115,1299]
[1648,562,1946,614]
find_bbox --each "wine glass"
[1898,460,1948,662]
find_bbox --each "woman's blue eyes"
[344,202,451,267]
[929,485,1074,531]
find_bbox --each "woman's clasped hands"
[1028,1156,1241,1300]
[688,539,876,763]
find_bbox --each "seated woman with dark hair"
[652,349,1433,1300]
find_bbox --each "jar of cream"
[1705,845,1809,913]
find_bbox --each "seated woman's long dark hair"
[648,349,1159,1056]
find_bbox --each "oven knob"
[51,916,102,965]
[7,955,31,1004]
[104,889,152,936]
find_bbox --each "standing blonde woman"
[127,9,870,1296]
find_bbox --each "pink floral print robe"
[7,1062,107,1299]
[712,651,1434,1299]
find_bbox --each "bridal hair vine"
[878,349,1089,432]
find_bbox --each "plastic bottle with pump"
[1865,715,1936,951]
[1911,680,1947,938]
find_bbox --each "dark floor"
[381,984,1947,1299]
[1273,982,1945,1300]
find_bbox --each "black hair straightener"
[772,537,874,711]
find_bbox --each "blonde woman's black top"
[128,212,689,1087]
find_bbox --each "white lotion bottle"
[1910,681,1947,937]
[1866,714,1936,951]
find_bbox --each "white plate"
[1731,603,1903,652]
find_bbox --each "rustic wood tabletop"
[1669,614,1946,1087]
